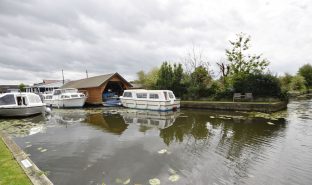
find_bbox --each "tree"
[290,75,306,92]
[279,73,293,92]
[182,45,213,76]
[18,83,25,92]
[226,33,269,76]
[136,68,159,89]
[298,64,312,87]
[156,62,185,97]
[172,63,184,97]
[156,62,174,89]
[187,65,212,99]
[216,59,230,86]
[232,73,282,98]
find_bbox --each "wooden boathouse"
[62,73,132,105]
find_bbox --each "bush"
[290,75,307,92]
[232,73,282,98]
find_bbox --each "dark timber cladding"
[62,73,132,105]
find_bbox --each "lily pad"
[169,174,180,182]
[168,168,176,174]
[149,178,160,185]
[158,149,167,154]
[123,178,130,185]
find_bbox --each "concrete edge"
[0,131,53,185]
[180,101,288,113]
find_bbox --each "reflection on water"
[1,99,311,185]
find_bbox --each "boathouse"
[62,73,132,105]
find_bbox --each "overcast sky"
[0,0,311,85]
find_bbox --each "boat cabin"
[122,90,177,101]
[0,93,42,107]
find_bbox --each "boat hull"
[0,105,45,117]
[45,97,86,108]
[120,99,180,111]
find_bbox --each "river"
[1,99,312,185]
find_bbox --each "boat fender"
[45,107,52,114]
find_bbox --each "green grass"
[0,138,32,185]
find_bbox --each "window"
[71,95,78,98]
[45,95,53,100]
[136,93,147,99]
[149,93,159,99]
[53,90,61,95]
[0,94,16,105]
[123,92,132,97]
[169,92,174,99]
[28,94,41,103]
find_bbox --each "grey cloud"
[0,0,311,84]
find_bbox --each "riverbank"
[180,101,287,113]
[0,131,53,185]
[0,134,31,185]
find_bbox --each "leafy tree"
[172,63,185,97]
[156,62,186,97]
[18,83,25,92]
[226,33,269,75]
[136,68,159,89]
[156,62,174,89]
[279,73,293,92]
[187,65,212,99]
[298,64,312,87]
[290,75,306,92]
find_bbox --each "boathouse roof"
[62,72,132,89]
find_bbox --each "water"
[1,99,312,185]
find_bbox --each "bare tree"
[216,59,230,85]
[181,45,213,76]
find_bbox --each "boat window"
[45,95,53,100]
[0,94,16,105]
[53,90,61,95]
[65,89,77,93]
[169,92,174,99]
[163,92,168,100]
[149,93,159,99]
[17,96,22,105]
[80,94,85,97]
[71,95,78,98]
[123,92,132,97]
[28,94,42,103]
[136,93,147,99]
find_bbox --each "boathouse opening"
[102,81,125,102]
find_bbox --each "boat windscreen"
[0,94,16,105]
[28,94,42,104]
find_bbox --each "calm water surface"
[1,99,312,185]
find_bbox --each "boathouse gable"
[62,73,132,105]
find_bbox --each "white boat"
[42,88,86,108]
[120,110,180,129]
[0,93,45,117]
[120,89,180,111]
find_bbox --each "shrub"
[232,73,282,98]
[290,75,307,92]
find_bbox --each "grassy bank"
[0,138,32,185]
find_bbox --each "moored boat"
[42,88,86,108]
[0,93,46,117]
[119,89,180,111]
